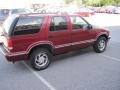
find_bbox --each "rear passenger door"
[48,16,71,54]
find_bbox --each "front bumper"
[0,44,28,62]
[108,36,111,40]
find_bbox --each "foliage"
[85,0,120,6]
[64,0,120,6]
[64,0,73,4]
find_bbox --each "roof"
[18,12,80,17]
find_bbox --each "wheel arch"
[96,32,109,41]
[97,34,108,40]
[28,44,54,58]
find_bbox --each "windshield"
[3,15,18,35]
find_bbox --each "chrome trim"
[8,51,27,56]
[26,41,54,53]
[108,36,111,39]
[55,43,71,49]
[3,44,10,52]
[0,39,96,56]
[0,47,6,55]
[55,39,95,49]
[0,41,54,56]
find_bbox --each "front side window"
[49,16,67,31]
[70,16,88,30]
[14,16,44,35]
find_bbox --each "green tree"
[64,0,120,6]
[64,0,73,4]
[85,0,118,6]
[75,0,82,5]
[114,0,120,5]
[82,0,88,4]
[100,0,114,6]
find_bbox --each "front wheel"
[30,48,52,70]
[93,37,107,53]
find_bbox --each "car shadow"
[52,47,95,64]
[20,47,94,70]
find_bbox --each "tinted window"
[14,16,44,35]
[49,16,67,31]
[70,16,88,30]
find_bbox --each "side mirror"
[87,24,92,30]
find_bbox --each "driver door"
[70,16,95,50]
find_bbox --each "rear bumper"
[0,44,28,62]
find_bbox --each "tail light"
[7,39,13,50]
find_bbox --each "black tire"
[93,36,107,53]
[30,48,52,71]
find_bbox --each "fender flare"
[96,32,108,41]
[26,41,54,54]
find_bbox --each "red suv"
[0,14,110,70]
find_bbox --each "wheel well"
[98,34,108,40]
[28,44,53,58]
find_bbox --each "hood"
[92,25,109,31]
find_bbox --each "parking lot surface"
[0,13,120,90]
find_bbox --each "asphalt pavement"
[0,13,120,90]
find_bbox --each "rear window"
[13,16,44,35]
[3,15,18,36]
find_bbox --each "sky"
[0,0,64,8]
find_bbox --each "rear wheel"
[93,37,107,53]
[30,48,52,70]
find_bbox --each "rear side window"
[49,16,68,31]
[13,16,44,35]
